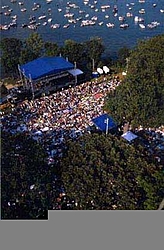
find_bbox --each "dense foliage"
[60,133,164,210]
[0,38,23,76]
[105,35,164,128]
[2,132,163,217]
[1,133,49,219]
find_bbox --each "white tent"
[68,68,83,76]
[121,131,138,142]
[103,66,110,74]
[97,68,104,74]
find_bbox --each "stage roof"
[20,56,74,80]
[92,114,117,132]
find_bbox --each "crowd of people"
[1,76,121,162]
[135,126,164,164]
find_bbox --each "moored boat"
[38,15,46,20]
[51,23,60,29]
[98,21,104,26]
[139,8,145,14]
[120,23,129,29]
[106,23,114,28]
[20,8,27,12]
[63,24,70,28]
[139,23,145,29]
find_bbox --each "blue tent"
[20,56,74,80]
[92,114,117,132]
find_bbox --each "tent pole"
[23,69,28,89]
[105,118,109,135]
[29,74,34,100]
[74,61,77,85]
[18,64,24,88]
[92,58,95,72]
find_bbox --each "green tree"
[44,42,59,57]
[60,133,164,210]
[19,48,37,65]
[20,33,44,63]
[1,133,48,219]
[84,37,105,70]
[117,46,130,67]
[105,34,164,128]
[0,38,23,76]
[62,39,85,65]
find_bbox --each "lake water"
[1,0,164,57]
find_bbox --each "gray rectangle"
[1,211,163,250]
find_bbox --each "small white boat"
[76,17,82,21]
[20,8,27,12]
[91,16,98,21]
[46,0,52,3]
[48,18,52,23]
[118,16,125,21]
[139,23,145,29]
[120,23,129,29]
[84,1,89,5]
[51,23,60,29]
[32,7,38,11]
[90,5,95,9]
[101,5,110,9]
[139,8,145,14]
[134,16,144,22]
[63,24,70,28]
[64,13,74,18]
[11,15,17,19]
[106,23,114,28]
[68,19,76,23]
[42,22,47,26]
[38,15,46,20]
[126,12,133,17]
[28,24,37,30]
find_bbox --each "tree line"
[0,32,130,79]
[0,33,106,77]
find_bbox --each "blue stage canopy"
[20,56,74,80]
[92,114,117,132]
